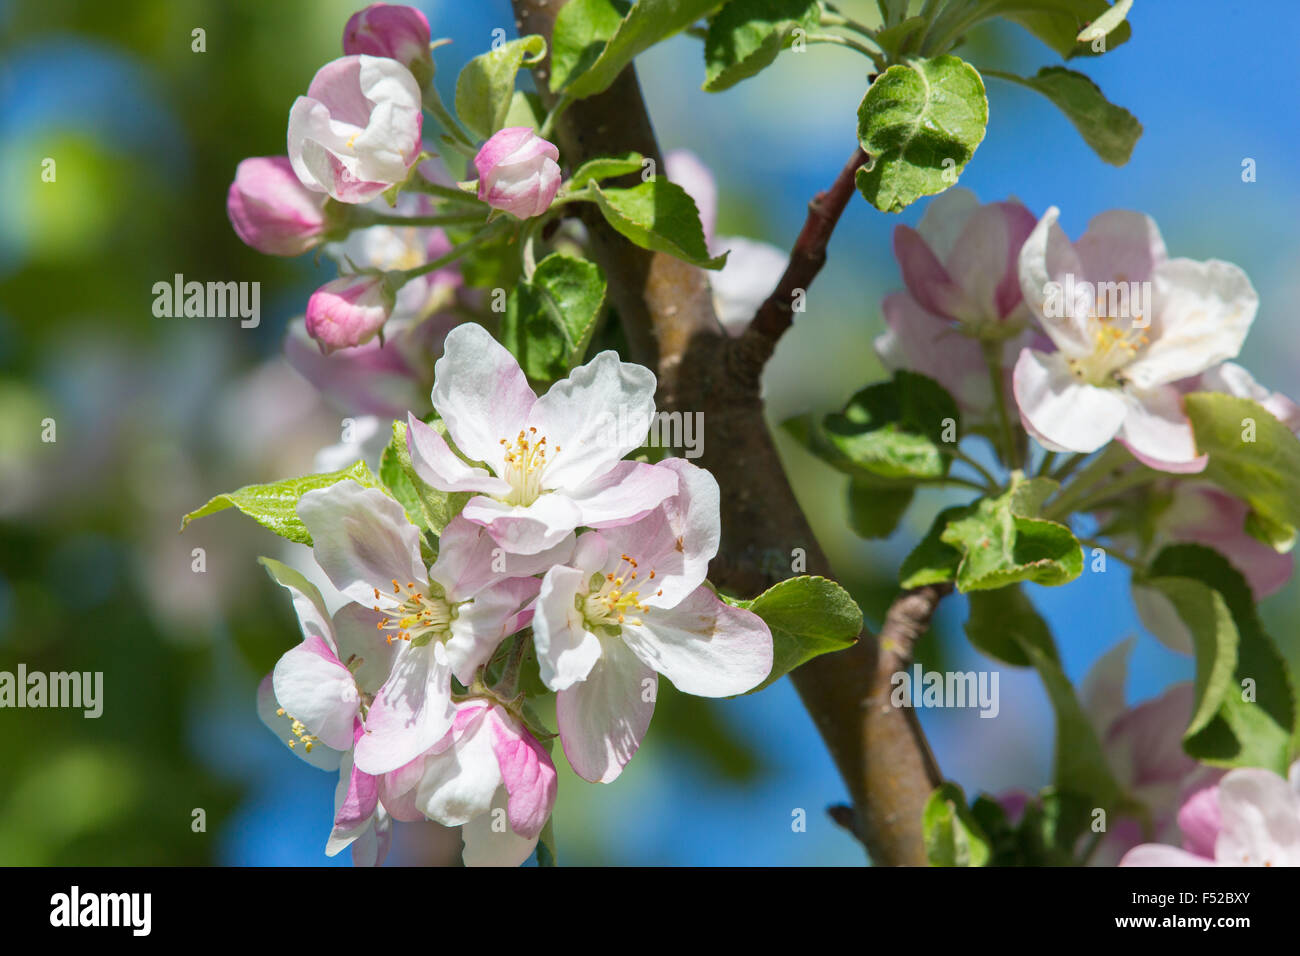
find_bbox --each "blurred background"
[1,0,1297,865]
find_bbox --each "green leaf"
[1140,575,1239,743]
[874,14,928,56]
[1021,642,1123,807]
[180,460,379,545]
[855,55,988,213]
[1144,543,1297,773]
[502,90,548,131]
[983,67,1140,165]
[455,35,548,140]
[589,179,725,269]
[733,575,862,693]
[1244,509,1296,553]
[554,0,726,99]
[964,583,1058,666]
[899,504,966,588]
[990,0,1133,59]
[821,371,961,481]
[923,783,992,866]
[702,0,819,92]
[1185,392,1300,551]
[847,481,913,539]
[380,420,472,536]
[379,436,425,526]
[939,475,1083,591]
[501,254,607,382]
[1076,0,1132,42]
[550,0,631,93]
[566,152,645,190]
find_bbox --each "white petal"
[532,566,603,691]
[595,458,719,608]
[1013,348,1128,454]
[460,788,539,867]
[460,493,583,556]
[272,636,359,751]
[431,323,537,469]
[297,480,426,606]
[414,706,501,826]
[1215,767,1300,866]
[1124,258,1258,389]
[443,577,540,685]
[914,186,979,260]
[353,641,455,775]
[1017,207,1092,355]
[429,515,571,601]
[1118,385,1207,473]
[1074,210,1166,286]
[556,637,656,783]
[1119,844,1215,866]
[567,460,678,530]
[256,674,342,771]
[345,806,392,867]
[406,413,509,495]
[710,236,787,335]
[528,350,658,491]
[329,602,398,696]
[620,585,773,697]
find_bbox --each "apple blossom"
[295,480,572,774]
[288,55,423,204]
[227,156,330,256]
[1014,207,1258,471]
[255,558,398,865]
[473,127,562,219]
[383,699,558,866]
[893,187,1039,335]
[343,3,433,85]
[532,458,773,782]
[305,274,397,353]
[1120,759,1300,866]
[874,189,1043,420]
[405,322,680,555]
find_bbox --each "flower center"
[274,708,320,754]
[373,579,452,645]
[498,427,559,507]
[581,554,662,630]
[1067,315,1150,386]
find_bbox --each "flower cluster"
[225,2,563,359]
[257,325,774,865]
[867,189,1300,866]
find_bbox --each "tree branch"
[511,0,944,865]
[740,147,869,350]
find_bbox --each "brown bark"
[511,0,945,864]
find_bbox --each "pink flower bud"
[226,156,329,256]
[305,275,396,353]
[288,55,424,204]
[473,127,562,219]
[343,4,433,80]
